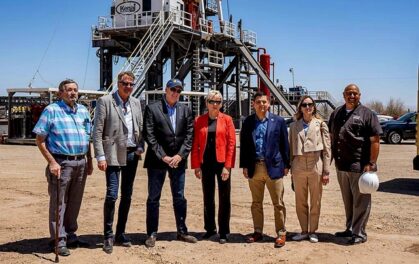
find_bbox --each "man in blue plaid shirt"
[33,79,93,257]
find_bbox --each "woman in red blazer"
[191,90,236,244]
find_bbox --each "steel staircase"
[307,91,338,110]
[102,11,175,98]
[91,11,175,116]
[234,38,296,116]
[131,11,175,97]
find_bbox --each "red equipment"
[258,48,271,98]
[185,0,200,30]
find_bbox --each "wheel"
[387,131,402,144]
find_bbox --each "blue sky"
[0,0,417,109]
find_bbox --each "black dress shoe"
[177,233,198,243]
[335,230,353,237]
[49,239,70,256]
[202,231,217,239]
[57,246,71,256]
[103,238,114,254]
[348,236,367,245]
[219,234,228,244]
[145,235,156,248]
[115,234,132,247]
[67,238,90,248]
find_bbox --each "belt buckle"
[69,155,82,160]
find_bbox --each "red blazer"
[191,112,236,169]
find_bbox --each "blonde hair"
[206,90,223,102]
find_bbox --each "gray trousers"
[46,158,87,245]
[336,169,371,239]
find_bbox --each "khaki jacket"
[289,117,331,174]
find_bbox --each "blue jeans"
[146,168,188,236]
[103,152,139,239]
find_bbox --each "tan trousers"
[292,152,323,233]
[248,162,286,236]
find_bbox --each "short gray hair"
[206,90,223,102]
[58,79,78,92]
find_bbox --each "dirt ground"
[0,141,418,264]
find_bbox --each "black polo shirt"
[328,104,382,173]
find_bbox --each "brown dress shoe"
[246,232,263,243]
[274,234,286,248]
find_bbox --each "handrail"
[90,11,175,115]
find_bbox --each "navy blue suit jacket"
[240,112,290,179]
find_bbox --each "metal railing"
[307,91,338,107]
[216,21,236,38]
[170,8,192,28]
[199,18,213,35]
[203,49,224,68]
[95,9,192,30]
[242,30,257,46]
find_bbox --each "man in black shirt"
[328,84,382,245]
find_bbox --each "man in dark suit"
[93,71,144,254]
[143,78,197,247]
[240,90,290,248]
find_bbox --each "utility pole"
[414,65,419,170]
[289,67,295,88]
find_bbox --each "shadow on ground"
[378,178,419,196]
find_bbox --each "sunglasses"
[169,87,182,94]
[208,100,222,105]
[345,92,359,96]
[301,103,314,108]
[119,81,134,87]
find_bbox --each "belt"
[255,158,265,163]
[53,154,85,161]
[127,147,137,153]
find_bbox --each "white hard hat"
[358,172,379,194]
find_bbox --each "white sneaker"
[292,233,309,241]
[309,233,319,243]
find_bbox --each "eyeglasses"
[301,103,314,108]
[208,100,222,105]
[169,87,182,94]
[119,81,134,87]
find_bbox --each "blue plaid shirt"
[33,100,91,155]
[255,112,269,159]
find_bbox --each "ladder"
[192,47,223,91]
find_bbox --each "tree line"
[365,98,409,118]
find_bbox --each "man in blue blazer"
[240,90,290,248]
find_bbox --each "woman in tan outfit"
[289,95,331,243]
